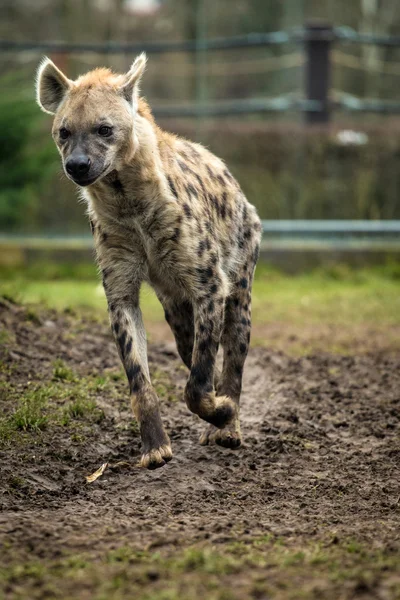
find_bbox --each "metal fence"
[1,24,400,257]
[3,23,400,120]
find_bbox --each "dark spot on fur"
[171,227,181,242]
[186,183,197,198]
[217,174,225,186]
[239,343,247,354]
[111,178,124,193]
[197,267,213,285]
[127,363,142,393]
[241,317,247,326]
[239,278,248,289]
[198,240,206,257]
[113,321,120,335]
[178,160,190,172]
[183,204,192,218]
[234,364,243,377]
[190,364,209,387]
[167,175,178,199]
[194,173,206,195]
[118,331,127,358]
[208,300,214,313]
[206,165,217,180]
[89,219,95,235]
[210,284,218,294]
[199,339,209,353]
[253,244,260,263]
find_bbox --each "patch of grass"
[10,385,52,432]
[65,397,101,420]
[52,359,76,382]
[0,370,112,448]
[1,536,399,600]
[0,328,11,344]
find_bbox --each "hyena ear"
[120,53,147,109]
[36,57,72,115]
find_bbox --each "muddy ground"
[0,298,399,600]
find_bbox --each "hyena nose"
[66,155,91,179]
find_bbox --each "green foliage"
[0,72,57,232]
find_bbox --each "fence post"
[304,21,333,125]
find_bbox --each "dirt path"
[0,300,399,599]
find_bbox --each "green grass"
[0,370,111,447]
[1,261,400,353]
[10,385,51,432]
[1,261,400,327]
[1,535,399,600]
[53,359,77,382]
[252,262,400,327]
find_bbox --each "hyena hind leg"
[162,296,222,386]
[200,262,255,449]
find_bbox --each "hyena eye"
[59,127,70,140]
[98,125,112,137]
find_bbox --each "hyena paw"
[186,388,236,428]
[199,421,242,449]
[140,444,173,470]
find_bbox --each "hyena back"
[36,54,262,469]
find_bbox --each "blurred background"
[1,0,400,355]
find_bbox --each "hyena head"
[35,54,147,186]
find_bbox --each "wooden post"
[304,22,333,125]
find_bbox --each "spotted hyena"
[36,54,262,469]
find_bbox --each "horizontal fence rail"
[3,26,400,55]
[1,222,399,247]
[153,97,319,118]
[2,23,400,121]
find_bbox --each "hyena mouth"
[68,165,111,187]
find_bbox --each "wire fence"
[1,23,400,250]
[3,24,400,119]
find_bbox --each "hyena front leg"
[184,286,235,428]
[200,263,255,449]
[104,273,172,469]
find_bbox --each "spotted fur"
[36,54,262,469]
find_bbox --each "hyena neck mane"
[88,97,172,221]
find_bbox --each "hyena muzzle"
[36,53,262,469]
